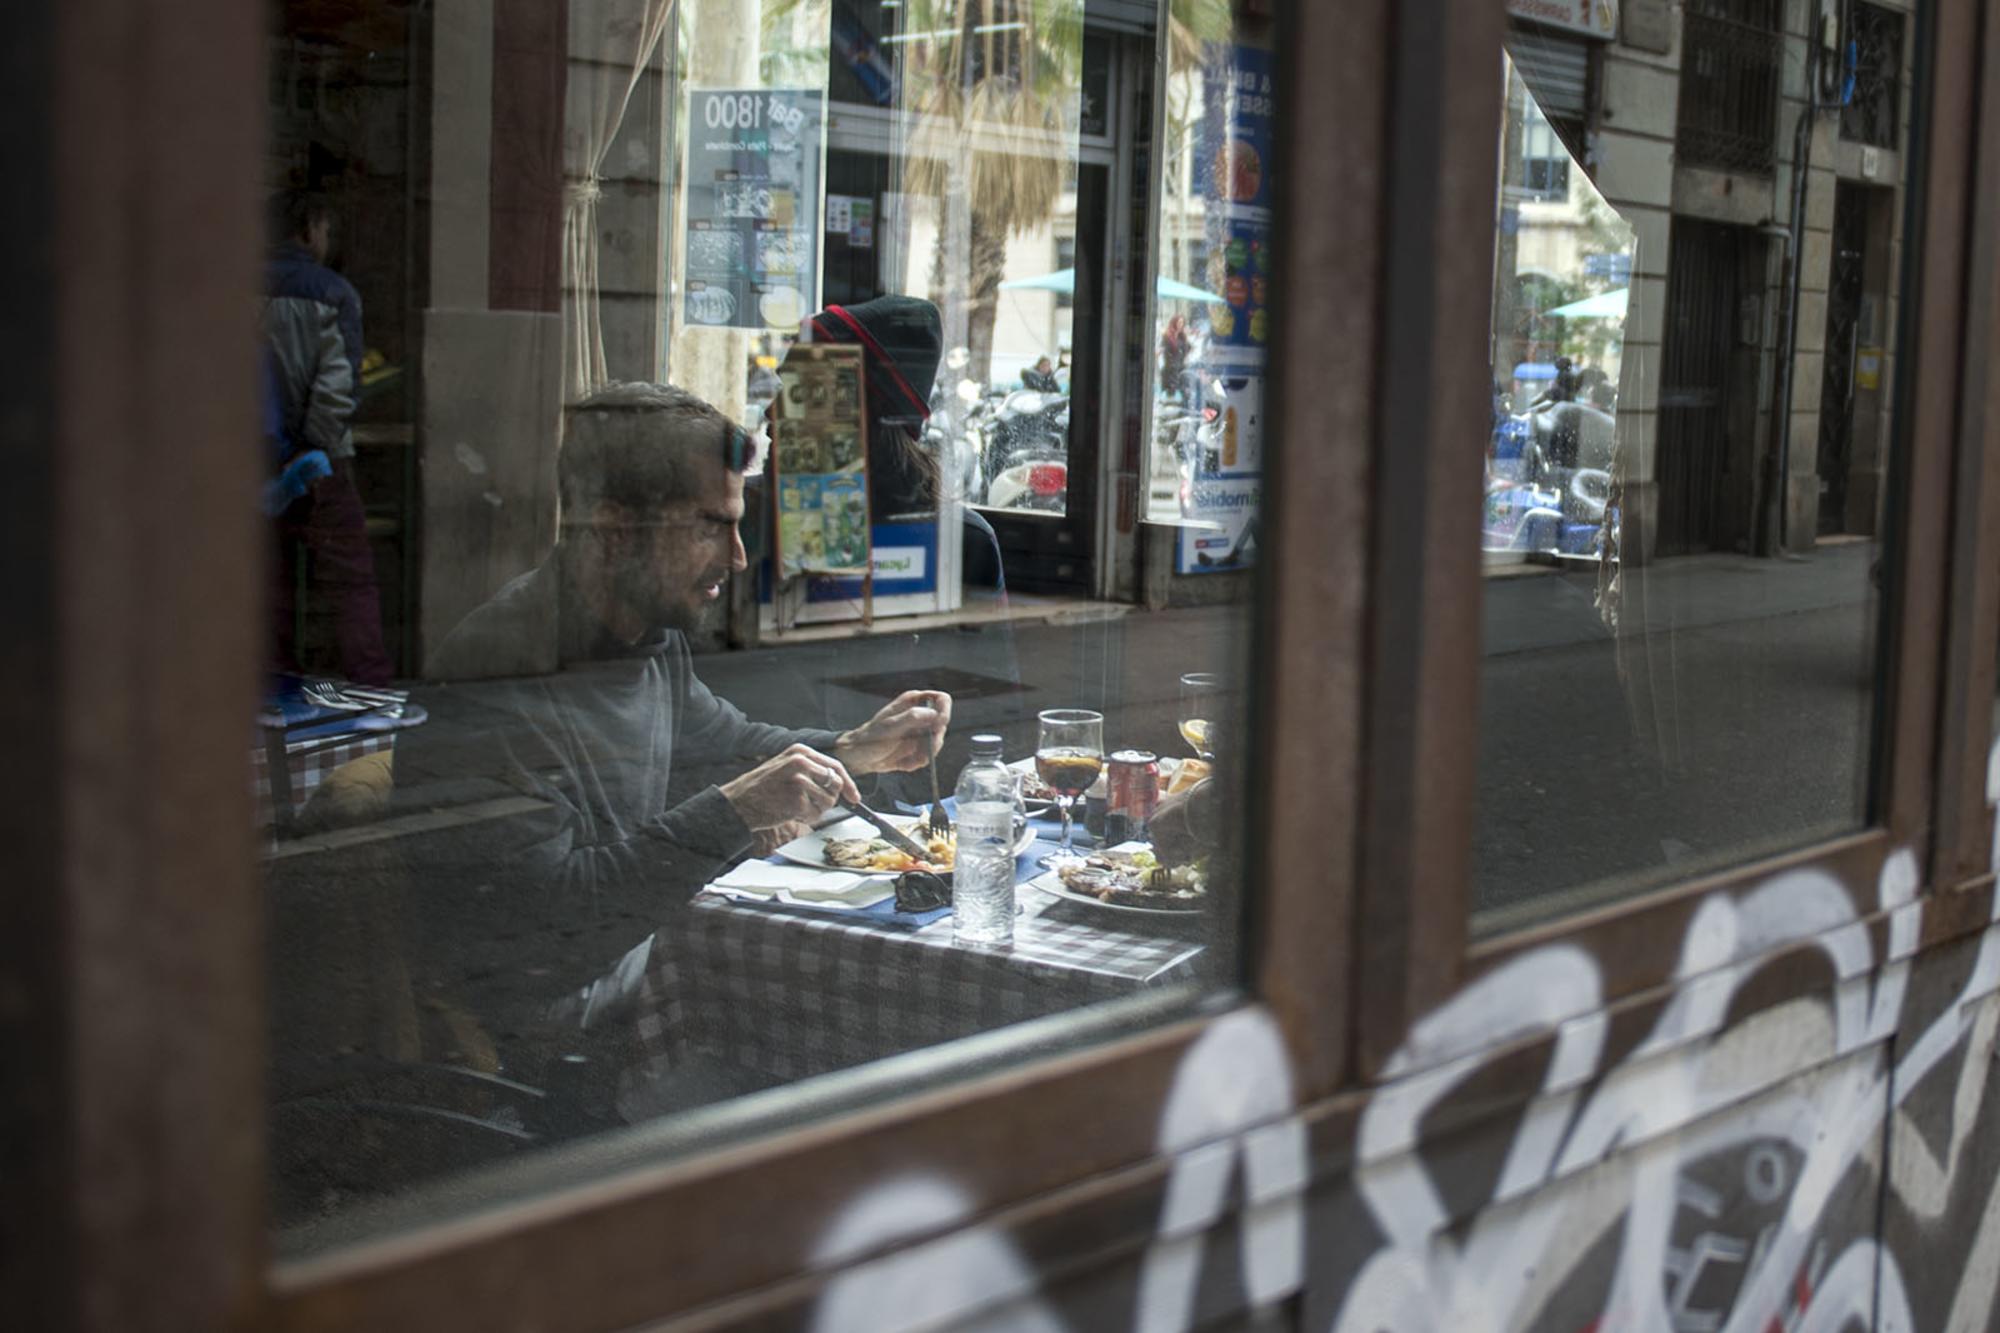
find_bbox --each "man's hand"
[834,689,953,775]
[750,819,813,857]
[1148,779,1218,869]
[720,744,860,830]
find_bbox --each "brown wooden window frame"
[16,0,2000,1330]
[12,1,1389,1328]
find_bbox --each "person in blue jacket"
[263,189,393,685]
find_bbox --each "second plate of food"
[1025,847,1209,916]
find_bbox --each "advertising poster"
[683,88,823,331]
[1204,215,1273,363]
[1182,43,1273,574]
[1200,45,1275,214]
[1200,44,1273,370]
[771,344,871,576]
[1178,477,1262,573]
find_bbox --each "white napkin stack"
[708,861,893,910]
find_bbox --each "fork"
[926,746,952,837]
[301,680,370,711]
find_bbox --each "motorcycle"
[1485,398,1619,557]
[916,348,1072,513]
[973,385,1069,513]
[924,374,985,505]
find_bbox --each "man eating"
[415,382,951,1067]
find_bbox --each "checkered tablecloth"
[251,729,395,832]
[632,872,1208,1083]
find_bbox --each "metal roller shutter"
[1507,29,1590,124]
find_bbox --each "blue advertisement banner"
[1200,44,1275,215]
[1183,44,1272,574]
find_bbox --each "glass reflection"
[262,0,1265,1248]
[1474,26,1903,931]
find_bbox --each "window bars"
[1841,2,1904,150]
[1677,2,1783,176]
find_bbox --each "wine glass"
[1035,708,1104,863]
[1178,673,1218,761]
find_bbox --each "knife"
[847,800,934,861]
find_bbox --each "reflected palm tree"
[765,0,1229,386]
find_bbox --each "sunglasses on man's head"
[893,870,951,913]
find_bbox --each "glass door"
[972,158,1109,594]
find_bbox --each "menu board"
[770,344,871,577]
[683,88,823,331]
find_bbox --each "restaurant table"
[253,681,424,837]
[631,822,1210,1084]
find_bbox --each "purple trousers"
[273,460,394,686]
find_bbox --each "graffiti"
[1329,747,2000,1333]
[807,1176,1064,1333]
[804,1010,1307,1333]
[802,741,2000,1332]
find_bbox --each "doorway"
[1816,183,1894,537]
[1657,218,1761,556]
[976,161,1109,594]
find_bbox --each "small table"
[634,827,1209,1083]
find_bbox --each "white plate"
[1024,856,1208,918]
[773,813,1036,872]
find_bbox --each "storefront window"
[1474,16,1916,931]
[261,0,1266,1250]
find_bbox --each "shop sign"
[1855,349,1883,392]
[1176,476,1262,575]
[1505,0,1619,40]
[870,545,926,581]
[683,87,824,330]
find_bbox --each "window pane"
[1475,15,1918,932]
[262,0,1269,1249]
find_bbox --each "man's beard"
[615,561,726,634]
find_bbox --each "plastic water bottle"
[953,734,1019,948]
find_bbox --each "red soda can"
[1105,750,1161,842]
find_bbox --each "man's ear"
[582,499,637,552]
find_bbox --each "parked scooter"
[915,348,1073,513]
[976,385,1070,512]
[1485,398,1619,556]
[925,375,984,504]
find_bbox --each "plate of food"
[1158,756,1211,796]
[1005,758,1059,813]
[773,813,1035,875]
[1028,846,1208,916]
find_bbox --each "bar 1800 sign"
[683,87,823,332]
